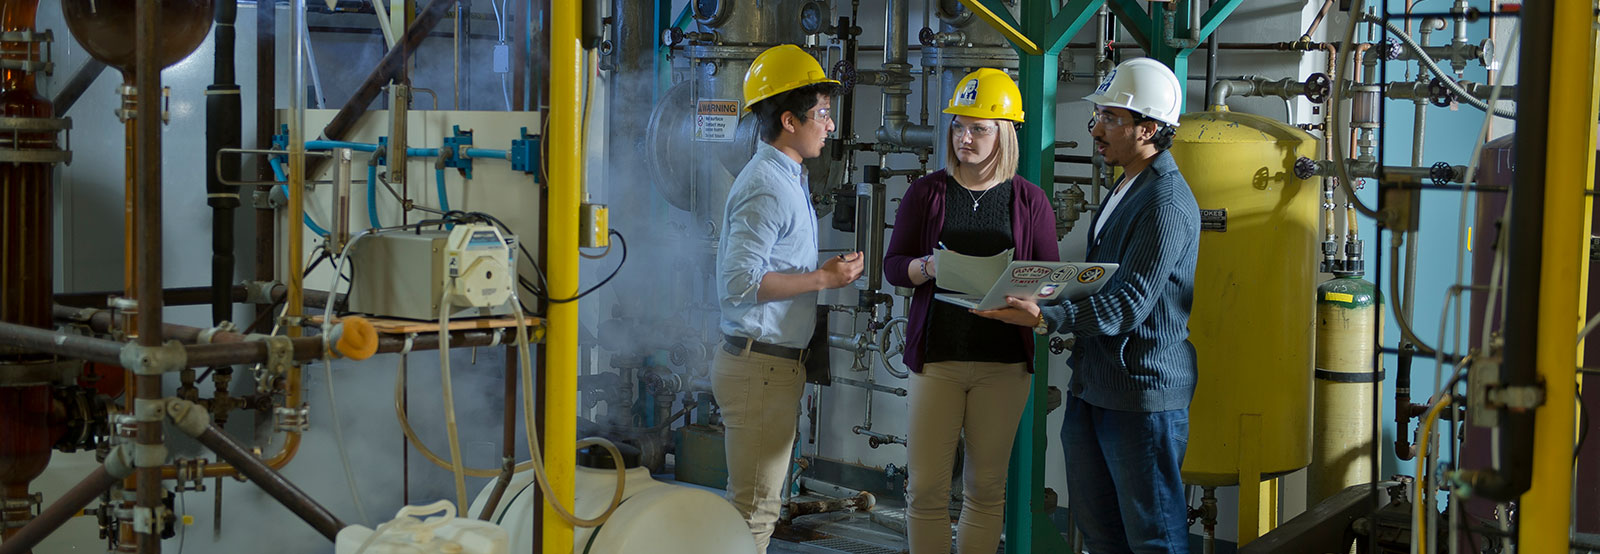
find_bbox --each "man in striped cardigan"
[977,58,1200,553]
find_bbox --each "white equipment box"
[347,225,518,321]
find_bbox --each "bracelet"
[917,256,933,281]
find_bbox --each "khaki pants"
[710,345,806,554]
[906,360,1032,554]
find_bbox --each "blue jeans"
[1061,394,1191,554]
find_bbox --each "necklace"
[963,184,996,211]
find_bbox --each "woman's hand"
[972,297,1042,327]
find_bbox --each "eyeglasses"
[807,107,832,121]
[950,122,999,138]
[1087,110,1133,131]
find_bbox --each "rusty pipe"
[0,462,126,554]
[134,3,166,548]
[309,0,456,181]
[1,318,541,373]
[785,491,876,519]
[188,424,345,540]
[477,344,519,521]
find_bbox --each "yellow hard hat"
[743,44,840,112]
[944,68,1024,122]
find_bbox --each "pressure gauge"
[800,2,828,35]
[693,0,729,26]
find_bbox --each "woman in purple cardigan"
[883,69,1060,554]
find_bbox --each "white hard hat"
[1083,58,1183,127]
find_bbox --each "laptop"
[934,261,1120,311]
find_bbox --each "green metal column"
[1008,49,1066,554]
[1105,0,1244,112]
[959,1,1102,552]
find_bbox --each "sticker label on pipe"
[695,99,741,142]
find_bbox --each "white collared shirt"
[1093,170,1141,243]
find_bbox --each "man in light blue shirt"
[713,44,862,553]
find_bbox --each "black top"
[925,176,1028,365]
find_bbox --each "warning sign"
[694,99,740,142]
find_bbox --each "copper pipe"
[122,118,137,336]
[477,343,519,521]
[55,285,251,309]
[190,424,345,540]
[133,2,164,550]
[0,465,121,554]
[1303,0,1336,39]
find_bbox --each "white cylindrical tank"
[470,465,755,554]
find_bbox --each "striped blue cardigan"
[1040,150,1201,412]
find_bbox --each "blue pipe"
[435,167,450,213]
[306,140,380,153]
[407,147,440,157]
[464,148,509,160]
[367,163,382,229]
[271,158,331,237]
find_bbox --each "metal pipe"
[0,463,125,554]
[189,424,346,540]
[874,0,933,149]
[255,0,277,289]
[55,286,250,309]
[785,491,875,518]
[1205,14,1218,108]
[310,0,456,180]
[1188,0,1201,42]
[547,0,582,547]
[830,376,906,397]
[51,58,108,117]
[477,344,518,520]
[1455,0,1551,505]
[133,3,166,550]
[1515,0,1590,548]
[209,0,243,331]
[851,428,906,447]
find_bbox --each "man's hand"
[973,296,1042,327]
[819,252,866,289]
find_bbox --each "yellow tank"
[1170,109,1318,488]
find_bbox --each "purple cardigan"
[884,170,1061,373]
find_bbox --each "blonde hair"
[945,119,1020,187]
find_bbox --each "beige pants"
[710,345,806,554]
[906,360,1033,554]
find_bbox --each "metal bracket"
[0,115,71,165]
[246,334,295,383]
[274,405,310,433]
[0,29,53,75]
[196,321,238,345]
[171,458,209,492]
[119,340,189,376]
[243,280,281,305]
[1488,384,1546,411]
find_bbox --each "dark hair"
[750,82,840,143]
[1136,114,1177,151]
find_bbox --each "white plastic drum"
[470,466,756,554]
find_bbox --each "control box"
[347,225,518,321]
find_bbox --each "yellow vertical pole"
[545,0,581,551]
[1237,414,1261,546]
[1519,0,1596,550]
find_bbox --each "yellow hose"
[394,361,538,478]
[386,290,624,526]
[511,289,626,527]
[1414,395,1452,554]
